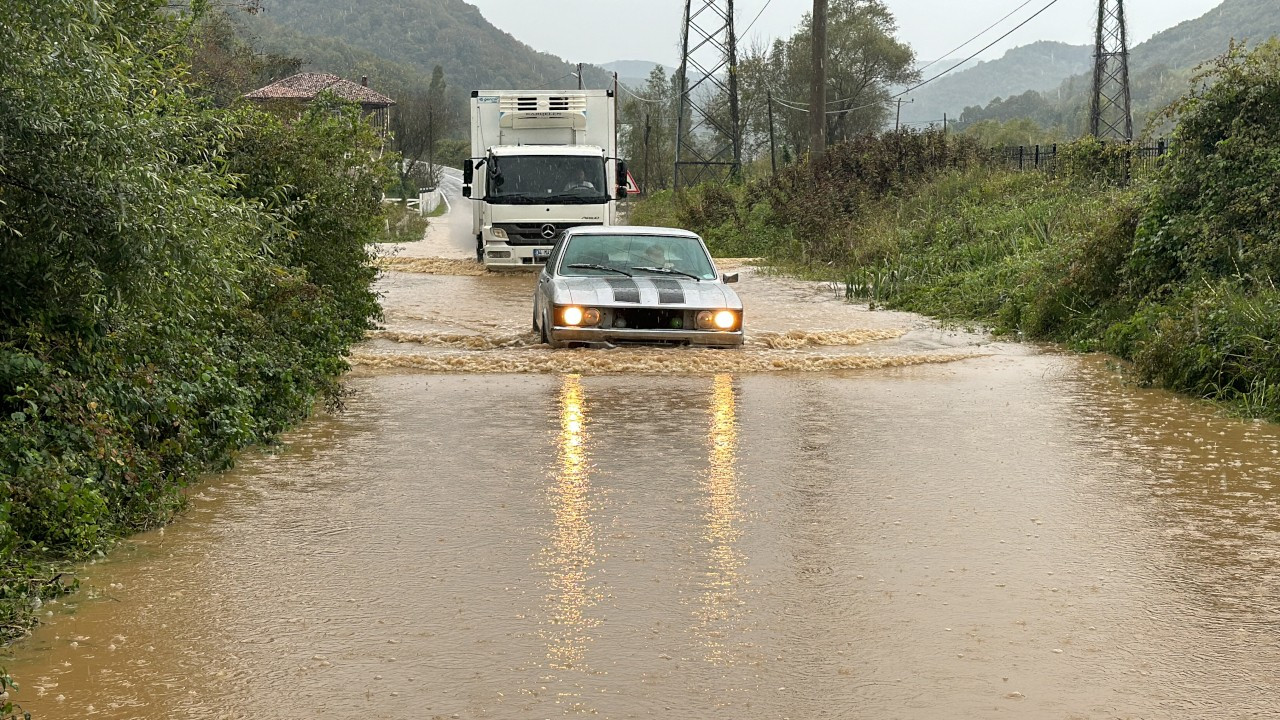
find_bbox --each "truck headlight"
[491,227,508,240]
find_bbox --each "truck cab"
[465,90,625,268]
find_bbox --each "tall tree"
[188,9,301,107]
[389,65,458,192]
[739,0,917,160]
[619,67,681,193]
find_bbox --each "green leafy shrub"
[1129,39,1280,295]
[0,0,388,672]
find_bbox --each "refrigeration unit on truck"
[463,89,628,268]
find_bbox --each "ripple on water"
[376,256,491,276]
[365,329,535,350]
[349,346,979,375]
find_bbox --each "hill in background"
[244,0,617,107]
[897,42,1092,126]
[953,0,1280,137]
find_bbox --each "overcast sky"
[465,0,1224,67]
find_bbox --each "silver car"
[533,226,744,348]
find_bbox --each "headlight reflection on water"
[696,374,749,664]
[541,374,601,674]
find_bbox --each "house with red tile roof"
[245,72,395,136]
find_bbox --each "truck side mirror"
[462,159,474,198]
[616,160,629,198]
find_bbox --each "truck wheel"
[475,234,484,263]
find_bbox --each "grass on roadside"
[380,201,432,243]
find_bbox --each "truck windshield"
[488,156,608,204]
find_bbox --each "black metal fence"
[986,140,1172,177]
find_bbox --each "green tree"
[188,9,301,107]
[960,117,1063,147]
[1129,38,1280,294]
[740,0,917,156]
[390,65,460,194]
[1,0,388,686]
[619,66,680,193]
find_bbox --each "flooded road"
[4,199,1280,719]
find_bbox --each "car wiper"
[631,266,702,280]
[568,263,633,277]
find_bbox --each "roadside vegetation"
[635,40,1280,421]
[380,201,435,243]
[1,0,395,699]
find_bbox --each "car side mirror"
[721,272,739,284]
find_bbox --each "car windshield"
[488,155,608,204]
[559,234,717,280]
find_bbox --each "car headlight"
[490,227,508,240]
[696,310,739,330]
[559,307,602,327]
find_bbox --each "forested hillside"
[956,0,1280,137]
[897,42,1091,126]
[248,0,615,96]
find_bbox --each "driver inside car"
[642,243,673,268]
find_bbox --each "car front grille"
[610,308,687,331]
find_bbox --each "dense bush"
[1129,40,1280,295]
[629,129,982,260]
[1,0,390,670]
[633,41,1280,420]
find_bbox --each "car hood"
[552,275,742,310]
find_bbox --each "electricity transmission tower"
[674,0,742,189]
[1089,0,1133,142]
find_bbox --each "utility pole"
[577,62,585,90]
[767,91,778,176]
[893,98,913,133]
[1089,0,1133,141]
[674,0,742,189]
[809,0,828,161]
[643,112,652,193]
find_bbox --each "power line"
[904,0,1065,97]
[618,82,664,105]
[532,72,575,91]
[772,0,1066,117]
[915,0,1039,76]
[740,0,777,38]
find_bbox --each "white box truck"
[464,90,627,268]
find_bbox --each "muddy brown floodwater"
[5,246,1280,719]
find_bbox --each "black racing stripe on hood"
[604,277,641,303]
[647,278,686,304]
